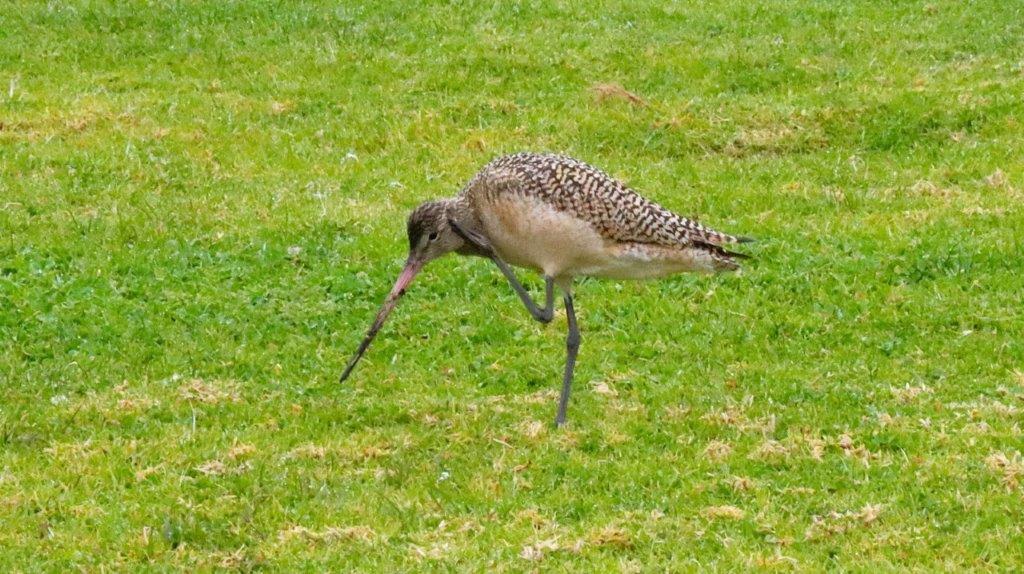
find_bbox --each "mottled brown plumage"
[457,152,750,277]
[340,152,754,427]
[466,152,749,249]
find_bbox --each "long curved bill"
[339,257,424,383]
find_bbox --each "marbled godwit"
[340,153,752,426]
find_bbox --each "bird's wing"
[486,153,747,248]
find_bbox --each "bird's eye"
[428,232,439,241]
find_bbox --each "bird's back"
[463,153,747,249]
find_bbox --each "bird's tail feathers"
[693,240,750,271]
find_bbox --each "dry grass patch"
[518,419,546,440]
[134,465,162,481]
[703,439,733,461]
[702,505,745,521]
[588,525,633,549]
[285,444,328,460]
[909,180,961,199]
[701,398,777,434]
[269,100,295,115]
[520,538,564,561]
[589,82,647,106]
[750,439,791,462]
[195,460,229,476]
[984,169,1008,188]
[805,504,883,540]
[984,451,1024,491]
[514,507,554,530]
[276,525,377,545]
[591,380,619,397]
[226,443,257,460]
[177,379,242,405]
[891,383,934,403]
[43,439,99,463]
[726,476,757,492]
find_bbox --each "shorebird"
[340,152,752,426]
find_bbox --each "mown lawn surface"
[2,0,1023,570]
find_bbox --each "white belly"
[477,197,715,280]
[478,197,609,279]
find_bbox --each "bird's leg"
[491,259,554,324]
[449,218,553,323]
[555,288,580,428]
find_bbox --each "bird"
[339,152,752,427]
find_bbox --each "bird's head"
[405,200,465,270]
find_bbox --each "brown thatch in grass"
[985,451,1024,491]
[590,82,647,106]
[589,526,633,549]
[177,379,241,405]
[277,525,376,544]
[703,440,733,461]
[520,538,560,561]
[702,505,745,520]
[726,476,756,492]
[984,169,1008,188]
[805,504,883,540]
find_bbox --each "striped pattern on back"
[461,152,745,250]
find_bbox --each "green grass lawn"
[3,0,1024,570]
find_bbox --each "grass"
[2,0,1023,570]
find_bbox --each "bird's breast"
[476,196,609,278]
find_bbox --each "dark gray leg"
[447,218,553,324]
[555,289,580,427]
[490,258,554,324]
